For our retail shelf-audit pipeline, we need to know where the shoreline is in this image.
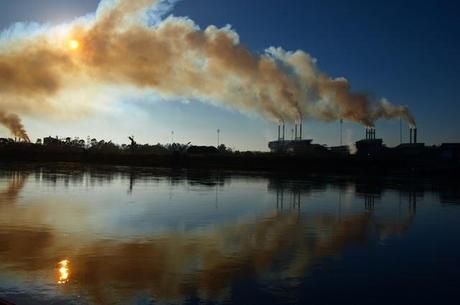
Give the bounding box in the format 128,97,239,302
0,150,459,178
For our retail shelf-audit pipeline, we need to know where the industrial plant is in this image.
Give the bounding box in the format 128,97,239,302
267,122,459,164
0,123,459,175
268,121,349,155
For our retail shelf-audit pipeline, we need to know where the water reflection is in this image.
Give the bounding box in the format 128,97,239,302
1,212,389,303
0,166,459,304
0,172,28,200
57,260,70,285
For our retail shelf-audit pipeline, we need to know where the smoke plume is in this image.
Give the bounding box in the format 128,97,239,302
0,111,29,141
0,0,416,139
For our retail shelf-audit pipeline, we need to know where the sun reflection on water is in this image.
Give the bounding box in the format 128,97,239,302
57,259,70,284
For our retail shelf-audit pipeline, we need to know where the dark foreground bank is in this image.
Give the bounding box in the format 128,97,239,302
0,141,459,176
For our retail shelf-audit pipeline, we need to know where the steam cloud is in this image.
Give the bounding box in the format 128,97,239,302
0,0,416,141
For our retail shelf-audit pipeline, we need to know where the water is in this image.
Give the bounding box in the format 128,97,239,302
0,165,459,305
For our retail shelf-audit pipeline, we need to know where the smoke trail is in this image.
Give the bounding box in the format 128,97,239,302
0,0,416,137
0,111,30,141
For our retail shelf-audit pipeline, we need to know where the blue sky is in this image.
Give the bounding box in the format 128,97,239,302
0,0,458,150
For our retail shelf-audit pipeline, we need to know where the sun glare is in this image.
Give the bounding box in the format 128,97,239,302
57,259,70,284
68,39,80,50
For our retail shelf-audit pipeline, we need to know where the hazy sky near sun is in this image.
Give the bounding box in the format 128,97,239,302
0,0,458,150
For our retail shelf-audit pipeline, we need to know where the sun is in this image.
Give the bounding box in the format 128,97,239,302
68,39,80,50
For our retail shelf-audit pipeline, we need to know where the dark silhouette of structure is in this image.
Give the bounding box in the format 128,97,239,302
0,122,459,175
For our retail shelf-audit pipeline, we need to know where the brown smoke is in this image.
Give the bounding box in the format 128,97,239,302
0,0,416,136
0,110,30,141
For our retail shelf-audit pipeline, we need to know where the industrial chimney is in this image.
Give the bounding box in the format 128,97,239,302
340,119,343,145
294,123,298,140
299,121,303,140
365,127,376,140
409,127,417,144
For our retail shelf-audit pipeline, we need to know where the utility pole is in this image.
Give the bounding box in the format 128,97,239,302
340,119,343,146
399,118,402,144
217,129,220,147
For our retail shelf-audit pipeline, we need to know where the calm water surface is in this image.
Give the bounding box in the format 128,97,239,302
0,166,459,305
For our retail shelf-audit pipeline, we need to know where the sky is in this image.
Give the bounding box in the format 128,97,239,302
0,0,458,150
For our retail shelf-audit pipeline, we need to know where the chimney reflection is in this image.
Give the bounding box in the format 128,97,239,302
0,169,459,304
273,179,308,212
408,191,417,214
276,186,301,211
364,194,377,210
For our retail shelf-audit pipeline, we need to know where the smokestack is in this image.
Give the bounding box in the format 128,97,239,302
340,119,343,145
278,125,280,141
413,128,417,144
399,118,402,144
409,127,413,144
299,122,302,140
365,127,369,140
282,123,285,140
295,123,298,140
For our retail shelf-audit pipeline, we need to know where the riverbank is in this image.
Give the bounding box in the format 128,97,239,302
0,145,459,177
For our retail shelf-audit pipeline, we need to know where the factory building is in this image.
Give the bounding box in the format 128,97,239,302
268,122,330,155
355,127,385,156
267,122,459,165
329,145,351,155
43,136,63,146
354,126,460,165
394,127,426,157
355,127,428,157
